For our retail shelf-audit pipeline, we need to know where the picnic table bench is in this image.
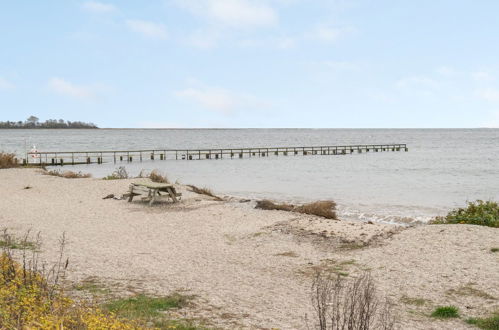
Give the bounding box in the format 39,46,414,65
127,183,182,206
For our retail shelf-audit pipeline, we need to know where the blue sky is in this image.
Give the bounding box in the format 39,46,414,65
1,0,499,128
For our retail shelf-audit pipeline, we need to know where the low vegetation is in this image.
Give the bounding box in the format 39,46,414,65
466,312,499,330
103,166,129,180
149,170,170,184
0,231,204,329
309,271,395,329
0,152,19,169
187,185,223,201
431,200,499,228
491,247,498,253
44,169,92,179
256,200,337,219
0,229,40,251
0,232,139,329
431,306,460,319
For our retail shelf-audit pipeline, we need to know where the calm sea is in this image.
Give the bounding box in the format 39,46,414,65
2,128,498,224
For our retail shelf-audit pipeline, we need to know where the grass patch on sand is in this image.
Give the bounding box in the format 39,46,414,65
44,169,91,179
431,200,499,228
431,306,459,319
74,277,111,295
466,312,499,330
491,248,499,253
103,294,189,318
255,200,337,219
274,251,298,257
187,185,223,201
400,296,430,306
102,294,204,329
0,229,40,251
446,284,496,300
0,152,19,169
149,170,169,184
103,166,129,180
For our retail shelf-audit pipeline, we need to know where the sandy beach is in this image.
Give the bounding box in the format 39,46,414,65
0,168,497,329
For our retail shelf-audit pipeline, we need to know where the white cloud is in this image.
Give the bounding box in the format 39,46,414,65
307,25,352,43
396,76,439,89
0,77,14,90
175,0,277,28
185,29,221,48
237,36,297,49
48,77,96,100
436,66,456,76
475,88,499,102
175,87,237,114
472,71,493,82
126,20,168,40
323,61,360,71
174,84,265,114
82,1,116,13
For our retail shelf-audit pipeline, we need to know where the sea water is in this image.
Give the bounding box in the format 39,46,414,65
1,128,498,224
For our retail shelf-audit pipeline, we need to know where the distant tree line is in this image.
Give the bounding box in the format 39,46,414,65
0,116,98,129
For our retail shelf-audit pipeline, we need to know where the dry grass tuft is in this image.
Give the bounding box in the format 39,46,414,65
187,185,223,201
103,166,129,180
256,200,337,219
295,201,337,219
44,169,91,179
310,271,396,329
0,152,19,169
149,170,169,184
255,200,294,212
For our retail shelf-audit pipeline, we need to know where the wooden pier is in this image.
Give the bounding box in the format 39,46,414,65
25,143,408,166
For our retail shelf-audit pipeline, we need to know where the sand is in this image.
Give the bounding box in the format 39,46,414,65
0,168,497,329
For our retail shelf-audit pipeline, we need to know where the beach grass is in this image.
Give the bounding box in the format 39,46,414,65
255,199,337,219
103,294,189,319
187,185,223,201
431,306,459,318
466,313,499,330
103,166,129,180
149,170,170,184
102,294,205,329
44,169,91,179
0,229,40,251
0,152,19,169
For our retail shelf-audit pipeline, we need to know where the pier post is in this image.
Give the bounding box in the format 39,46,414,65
60,159,64,166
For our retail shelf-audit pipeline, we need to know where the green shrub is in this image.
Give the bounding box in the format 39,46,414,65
432,200,499,228
466,313,499,330
431,306,459,318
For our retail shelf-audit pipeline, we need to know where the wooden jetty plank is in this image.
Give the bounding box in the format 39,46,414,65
25,143,408,166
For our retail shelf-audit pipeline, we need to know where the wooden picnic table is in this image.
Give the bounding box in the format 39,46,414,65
127,183,182,206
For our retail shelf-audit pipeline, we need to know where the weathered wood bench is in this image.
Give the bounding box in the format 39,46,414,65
127,183,182,206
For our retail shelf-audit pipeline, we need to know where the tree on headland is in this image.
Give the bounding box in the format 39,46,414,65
0,116,98,129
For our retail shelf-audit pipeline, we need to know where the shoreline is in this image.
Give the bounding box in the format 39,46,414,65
0,168,497,329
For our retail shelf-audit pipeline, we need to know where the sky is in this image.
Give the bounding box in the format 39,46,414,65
1,0,499,128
